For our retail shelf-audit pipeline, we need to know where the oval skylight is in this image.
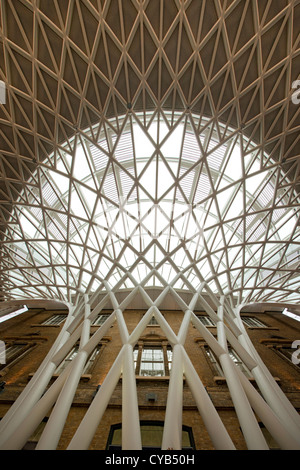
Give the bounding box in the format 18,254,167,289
3,112,300,306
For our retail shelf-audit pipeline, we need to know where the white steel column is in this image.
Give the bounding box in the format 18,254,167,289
217,304,269,450
0,305,79,447
36,299,92,449
233,309,300,436
122,344,142,450
0,363,72,450
162,344,183,450
235,366,300,450
182,348,236,450
1,277,300,451
67,346,124,450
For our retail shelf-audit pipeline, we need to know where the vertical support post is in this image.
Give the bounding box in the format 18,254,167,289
67,346,124,450
177,310,192,345
36,300,92,450
234,313,300,435
0,361,58,447
0,306,77,446
217,305,268,450
162,344,183,450
122,344,142,450
235,366,300,449
0,364,72,449
182,348,235,450
218,352,268,449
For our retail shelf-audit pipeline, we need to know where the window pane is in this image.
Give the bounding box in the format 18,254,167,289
83,346,101,373
242,316,266,327
5,344,27,361
141,425,163,447
278,347,300,368
140,347,164,376
108,422,195,450
167,349,172,371
133,349,139,361
92,314,109,326
42,315,66,326
140,362,164,376
136,346,173,377
228,348,252,378
55,345,101,374
55,346,79,373
197,315,215,326
142,348,164,362
205,348,223,376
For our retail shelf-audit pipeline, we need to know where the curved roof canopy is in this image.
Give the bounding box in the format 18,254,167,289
0,0,299,310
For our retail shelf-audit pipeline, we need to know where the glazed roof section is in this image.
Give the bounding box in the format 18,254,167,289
0,0,299,308
2,111,299,307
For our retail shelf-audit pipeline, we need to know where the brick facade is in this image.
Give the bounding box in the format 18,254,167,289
0,307,299,450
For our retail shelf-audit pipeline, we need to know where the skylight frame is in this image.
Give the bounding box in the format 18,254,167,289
1,111,299,306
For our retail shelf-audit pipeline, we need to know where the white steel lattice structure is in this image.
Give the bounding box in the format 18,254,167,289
0,0,300,450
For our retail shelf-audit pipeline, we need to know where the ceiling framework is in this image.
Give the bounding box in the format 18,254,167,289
0,0,299,310
0,1,300,451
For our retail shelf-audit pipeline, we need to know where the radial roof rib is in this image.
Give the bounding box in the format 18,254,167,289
0,0,299,312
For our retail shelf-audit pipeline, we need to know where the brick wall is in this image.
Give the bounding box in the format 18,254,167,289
0,307,299,449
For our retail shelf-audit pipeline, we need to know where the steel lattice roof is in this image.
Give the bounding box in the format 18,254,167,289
0,0,299,310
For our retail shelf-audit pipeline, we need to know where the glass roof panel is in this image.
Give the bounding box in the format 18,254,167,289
1,112,299,307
